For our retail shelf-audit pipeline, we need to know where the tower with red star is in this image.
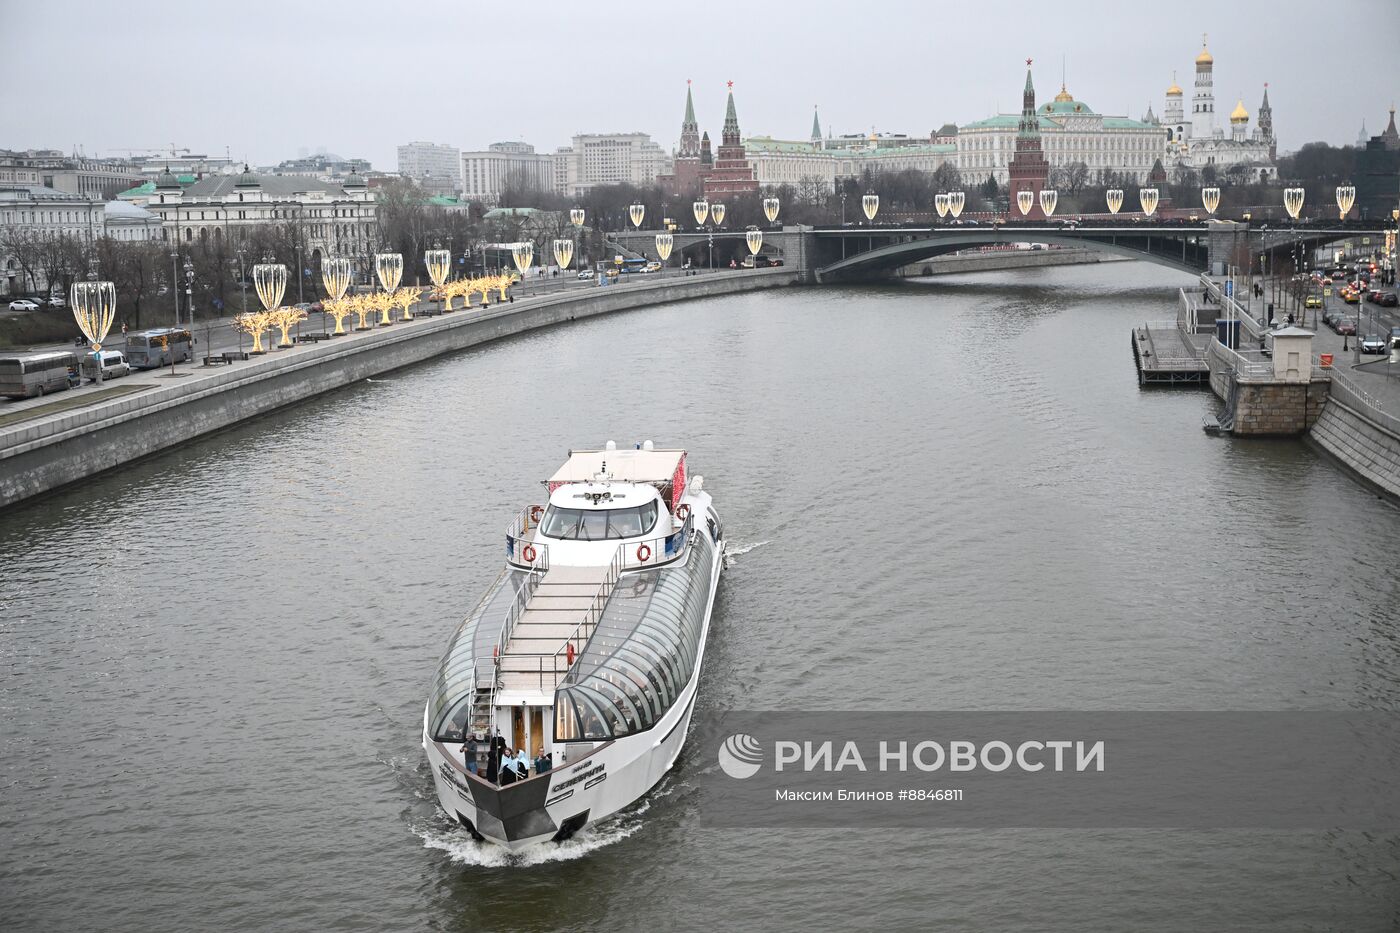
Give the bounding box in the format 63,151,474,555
1006,59,1050,220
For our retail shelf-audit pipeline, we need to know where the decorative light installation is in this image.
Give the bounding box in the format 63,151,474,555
321,256,352,303
1016,190,1034,216
948,191,965,218
629,203,645,229
762,197,780,223
861,193,879,222
935,193,950,219
323,298,354,336
349,294,374,331
232,311,275,353
1039,189,1058,217
1106,189,1124,214
1335,185,1355,220
425,248,452,289
655,233,674,262
375,252,402,325
1283,187,1305,221
693,200,710,225
511,242,534,275
1139,188,1160,216
253,257,287,312
570,207,585,227
270,306,307,348
553,239,574,270
71,268,116,354
393,286,423,322
745,229,763,267
711,203,726,226
1201,187,1221,215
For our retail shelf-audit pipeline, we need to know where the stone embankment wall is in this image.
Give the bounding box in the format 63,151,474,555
1307,380,1400,501
0,269,797,509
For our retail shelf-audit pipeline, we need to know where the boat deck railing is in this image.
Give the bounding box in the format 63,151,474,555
505,505,549,570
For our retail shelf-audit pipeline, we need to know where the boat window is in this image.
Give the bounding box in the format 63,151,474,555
539,502,659,541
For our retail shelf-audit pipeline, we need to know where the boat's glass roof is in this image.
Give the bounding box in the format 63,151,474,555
555,530,715,742
427,568,526,740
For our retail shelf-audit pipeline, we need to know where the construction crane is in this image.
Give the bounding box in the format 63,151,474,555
107,145,192,158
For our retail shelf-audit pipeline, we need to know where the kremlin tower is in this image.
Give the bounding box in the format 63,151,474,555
1006,60,1050,220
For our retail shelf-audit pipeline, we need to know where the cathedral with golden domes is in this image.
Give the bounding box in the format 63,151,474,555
1158,35,1276,181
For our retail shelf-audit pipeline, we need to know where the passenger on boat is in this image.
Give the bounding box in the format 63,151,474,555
486,736,501,783
500,748,517,785
534,751,552,775
462,734,478,774
515,749,530,779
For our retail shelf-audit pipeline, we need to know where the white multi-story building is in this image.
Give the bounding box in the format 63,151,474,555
0,149,144,199
957,83,1166,185
397,141,461,192
142,167,377,259
742,113,954,192
0,184,107,295
551,133,672,196
461,141,552,203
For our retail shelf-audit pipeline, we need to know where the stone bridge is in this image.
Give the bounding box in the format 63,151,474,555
613,220,1390,283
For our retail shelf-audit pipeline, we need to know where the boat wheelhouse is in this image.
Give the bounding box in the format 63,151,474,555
423,443,723,851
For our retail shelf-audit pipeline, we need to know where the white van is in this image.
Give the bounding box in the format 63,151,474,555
82,350,132,383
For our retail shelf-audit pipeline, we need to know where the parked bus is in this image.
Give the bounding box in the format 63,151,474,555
0,350,80,399
126,328,193,369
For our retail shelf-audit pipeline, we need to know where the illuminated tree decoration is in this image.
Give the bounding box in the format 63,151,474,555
321,256,352,302
1039,189,1058,217
745,228,763,257
710,203,726,226
1283,187,1305,220
1335,185,1355,220
393,286,422,322
762,197,780,223
1139,188,1159,216
472,276,494,308
861,193,878,222
269,306,308,348
935,193,950,219
948,191,965,218
323,298,353,336
692,200,709,225
350,294,374,331
1106,188,1124,214
253,260,287,312
495,273,513,301
1016,190,1034,216
629,203,645,229
1201,187,1221,215
233,310,276,353
570,208,586,227
71,276,117,353
373,291,394,327
655,233,674,262
511,242,534,275
553,239,574,270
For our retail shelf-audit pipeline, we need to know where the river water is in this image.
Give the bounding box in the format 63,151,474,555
3,263,1398,932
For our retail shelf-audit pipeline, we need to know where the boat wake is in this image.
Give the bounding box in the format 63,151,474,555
723,539,769,562
415,816,642,867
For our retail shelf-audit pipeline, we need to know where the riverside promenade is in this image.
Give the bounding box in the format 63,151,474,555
0,267,796,509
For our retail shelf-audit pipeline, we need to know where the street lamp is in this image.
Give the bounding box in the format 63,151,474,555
169,250,180,324
571,207,585,275
235,248,247,312
183,256,195,364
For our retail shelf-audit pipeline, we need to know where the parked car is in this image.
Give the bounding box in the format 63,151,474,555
309,301,324,313
44,295,66,309
1365,290,1384,303
577,269,596,280
1360,335,1388,355
1323,309,1344,327
1335,319,1357,336
1374,292,1398,307
294,302,314,312
8,299,40,312
81,349,131,382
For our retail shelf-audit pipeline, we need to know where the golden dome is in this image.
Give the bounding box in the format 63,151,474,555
1167,81,1183,96
1054,83,1074,103
1195,41,1213,65
1230,99,1249,123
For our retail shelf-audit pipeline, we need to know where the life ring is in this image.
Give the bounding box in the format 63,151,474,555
530,505,544,523
675,504,691,521
522,544,537,563
636,543,651,563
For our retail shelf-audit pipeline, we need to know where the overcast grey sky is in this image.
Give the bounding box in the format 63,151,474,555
3,0,1397,170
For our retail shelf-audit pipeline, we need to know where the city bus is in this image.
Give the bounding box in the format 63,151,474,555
126,328,193,369
0,350,79,399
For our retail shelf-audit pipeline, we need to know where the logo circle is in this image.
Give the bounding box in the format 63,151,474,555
717,733,763,779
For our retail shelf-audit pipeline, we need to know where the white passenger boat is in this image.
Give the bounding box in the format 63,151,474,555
423,443,724,851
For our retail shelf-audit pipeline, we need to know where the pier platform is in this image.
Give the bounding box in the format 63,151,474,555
1132,323,1209,386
